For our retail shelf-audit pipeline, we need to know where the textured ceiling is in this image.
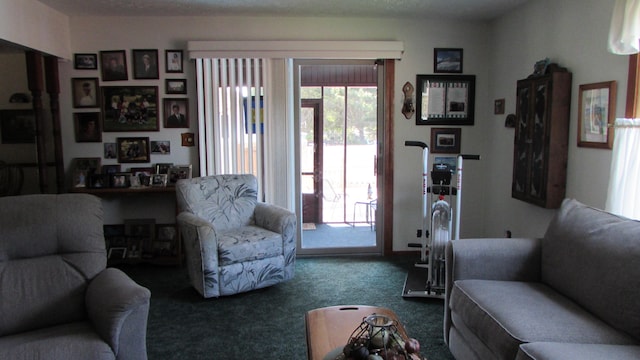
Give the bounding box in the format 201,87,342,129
37,0,529,21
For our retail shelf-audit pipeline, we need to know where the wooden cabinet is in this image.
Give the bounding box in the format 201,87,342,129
512,67,571,208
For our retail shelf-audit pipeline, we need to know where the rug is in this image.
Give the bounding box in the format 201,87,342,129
302,222,316,230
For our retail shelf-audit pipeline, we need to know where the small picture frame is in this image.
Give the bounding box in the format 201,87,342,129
72,78,99,108
102,164,121,175
165,50,184,73
155,224,178,257
578,81,617,149
155,163,173,174
167,164,192,186
151,173,168,187
131,167,154,186
431,128,462,154
415,74,475,126
108,247,127,259
163,98,189,128
117,137,150,163
71,157,101,188
104,142,117,159
110,172,131,188
151,140,171,154
74,53,97,70
88,173,108,189
74,112,102,142
100,50,128,81
434,48,463,73
494,99,505,115
133,49,159,80
181,132,195,146
165,79,187,94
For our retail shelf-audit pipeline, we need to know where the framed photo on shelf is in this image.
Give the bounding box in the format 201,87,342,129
415,74,475,126
74,112,102,142
100,50,128,81
163,98,189,128
88,173,108,189
132,49,159,80
578,80,616,149
167,164,192,186
71,157,101,188
101,86,159,131
117,137,150,163
151,173,168,187
165,79,187,94
74,53,97,70
430,128,462,154
434,48,463,73
154,163,173,174
110,172,131,188
102,164,121,175
165,50,183,73
72,78,99,108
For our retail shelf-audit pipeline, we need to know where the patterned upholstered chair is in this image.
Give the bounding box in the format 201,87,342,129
176,174,296,298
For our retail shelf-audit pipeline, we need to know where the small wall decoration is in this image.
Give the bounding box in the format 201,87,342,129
104,142,117,159
578,81,617,149
74,53,97,70
165,79,187,94
494,99,505,115
74,112,102,142
133,49,159,80
100,50,128,81
434,48,463,73
401,81,415,119
415,74,476,126
181,132,195,146
505,114,516,128
72,78,100,108
163,98,189,128
166,50,184,73
430,128,461,154
117,137,150,163
101,86,159,131
0,110,35,144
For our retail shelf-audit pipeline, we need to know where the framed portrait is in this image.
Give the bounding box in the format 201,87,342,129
415,74,475,126
101,86,159,131
163,98,189,128
104,142,117,159
494,99,505,115
151,173,168,187
133,49,159,80
165,79,187,94
74,112,102,142
72,78,99,108
100,50,128,81
151,140,171,154
578,81,617,149
430,128,461,154
154,163,173,174
167,164,192,186
74,53,97,70
0,109,35,144
117,137,150,163
434,48,463,73
165,50,184,73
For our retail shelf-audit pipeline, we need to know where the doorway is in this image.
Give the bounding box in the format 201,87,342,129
297,61,380,254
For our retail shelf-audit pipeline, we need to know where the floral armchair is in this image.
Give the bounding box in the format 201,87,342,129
175,174,297,298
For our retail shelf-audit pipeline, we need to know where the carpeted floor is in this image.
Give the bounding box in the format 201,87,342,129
121,256,455,360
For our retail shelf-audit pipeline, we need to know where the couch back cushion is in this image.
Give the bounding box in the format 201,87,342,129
542,198,640,340
0,194,106,336
176,174,258,231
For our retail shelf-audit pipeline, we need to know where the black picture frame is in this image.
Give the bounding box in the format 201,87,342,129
72,77,100,108
431,128,462,154
0,109,35,144
101,86,159,132
165,50,184,73
74,53,97,70
163,98,189,128
117,137,150,163
434,48,463,73
74,112,102,142
100,50,128,81
165,79,187,94
133,49,159,80
415,74,475,126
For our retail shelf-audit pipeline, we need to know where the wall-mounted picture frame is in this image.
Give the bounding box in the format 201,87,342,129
151,140,170,154
101,86,159,131
434,48,463,73
167,164,192,186
416,74,475,126
0,109,35,144
133,49,159,80
163,98,189,128
165,50,183,73
74,53,97,70
74,112,102,142
102,164,121,175
578,80,617,149
100,50,128,81
165,79,187,94
430,127,461,154
72,77,100,108
494,98,505,115
117,137,150,163
104,142,117,159
181,132,195,146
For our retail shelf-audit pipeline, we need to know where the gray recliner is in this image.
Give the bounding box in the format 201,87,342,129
0,194,151,360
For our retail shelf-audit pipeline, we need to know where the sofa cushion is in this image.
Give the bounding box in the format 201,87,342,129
218,225,282,266
450,279,637,359
516,342,640,360
542,198,640,340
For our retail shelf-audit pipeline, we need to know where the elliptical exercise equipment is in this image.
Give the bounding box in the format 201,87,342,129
402,140,479,299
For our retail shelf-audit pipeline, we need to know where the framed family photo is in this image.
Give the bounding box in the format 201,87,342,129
117,137,150,163
101,86,159,131
133,49,159,79
165,50,183,73
578,81,616,149
415,74,475,126
431,128,461,154
74,53,97,70
100,50,128,81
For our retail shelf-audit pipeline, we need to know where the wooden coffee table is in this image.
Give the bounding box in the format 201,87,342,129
305,305,409,360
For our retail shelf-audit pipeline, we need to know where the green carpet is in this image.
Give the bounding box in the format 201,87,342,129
121,256,455,360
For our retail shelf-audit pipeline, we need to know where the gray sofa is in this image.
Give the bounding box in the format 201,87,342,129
445,198,640,360
0,194,151,360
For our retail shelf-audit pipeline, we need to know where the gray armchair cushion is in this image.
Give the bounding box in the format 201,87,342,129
542,198,640,340
517,343,640,360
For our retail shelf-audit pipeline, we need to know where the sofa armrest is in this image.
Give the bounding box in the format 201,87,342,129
86,267,151,360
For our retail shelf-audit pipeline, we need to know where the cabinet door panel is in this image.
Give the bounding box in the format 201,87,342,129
512,85,530,198
529,81,550,200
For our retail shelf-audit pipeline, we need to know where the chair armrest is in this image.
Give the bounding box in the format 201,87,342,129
86,267,151,360
254,202,296,237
